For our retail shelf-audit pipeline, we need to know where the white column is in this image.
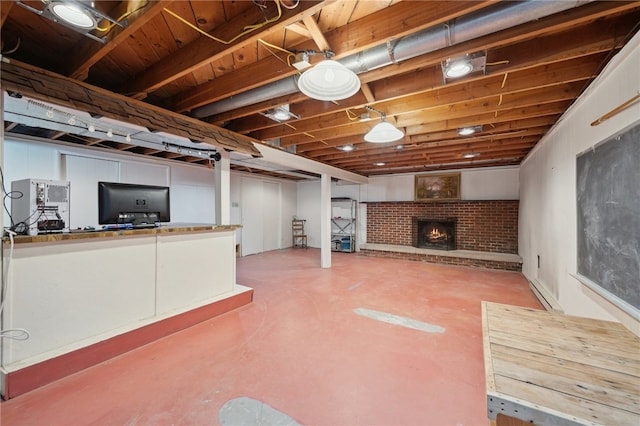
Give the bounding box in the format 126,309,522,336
214,150,231,225
320,173,332,268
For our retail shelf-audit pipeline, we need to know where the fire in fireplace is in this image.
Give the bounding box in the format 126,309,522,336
413,218,456,250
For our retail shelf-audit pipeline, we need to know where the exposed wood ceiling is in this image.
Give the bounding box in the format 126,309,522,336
2,0,639,180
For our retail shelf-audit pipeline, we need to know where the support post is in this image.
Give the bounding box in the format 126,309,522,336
321,173,331,268
214,150,231,225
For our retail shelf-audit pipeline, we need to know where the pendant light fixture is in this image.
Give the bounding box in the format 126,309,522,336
297,52,361,101
363,106,404,143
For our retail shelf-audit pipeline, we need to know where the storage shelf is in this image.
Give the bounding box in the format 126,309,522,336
331,198,356,252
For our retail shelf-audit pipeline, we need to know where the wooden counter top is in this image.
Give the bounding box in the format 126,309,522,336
482,301,640,425
8,223,241,244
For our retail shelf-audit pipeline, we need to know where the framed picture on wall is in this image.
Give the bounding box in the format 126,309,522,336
415,173,461,201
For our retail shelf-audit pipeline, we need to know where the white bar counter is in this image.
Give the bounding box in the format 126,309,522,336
1,224,253,399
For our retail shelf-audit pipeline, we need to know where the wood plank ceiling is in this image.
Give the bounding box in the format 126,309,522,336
2,0,639,180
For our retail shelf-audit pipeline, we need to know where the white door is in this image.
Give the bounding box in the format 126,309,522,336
240,178,281,255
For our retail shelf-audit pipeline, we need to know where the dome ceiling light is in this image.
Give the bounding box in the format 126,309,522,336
458,125,483,136
297,51,361,101
462,152,481,159
363,106,404,143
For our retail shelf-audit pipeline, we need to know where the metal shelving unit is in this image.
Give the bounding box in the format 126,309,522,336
331,197,356,252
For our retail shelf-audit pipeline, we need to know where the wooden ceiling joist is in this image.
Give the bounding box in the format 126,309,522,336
0,59,261,157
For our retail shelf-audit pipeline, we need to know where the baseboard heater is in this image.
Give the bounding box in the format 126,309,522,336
529,279,564,313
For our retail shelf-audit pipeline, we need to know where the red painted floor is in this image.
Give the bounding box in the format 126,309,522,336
1,249,542,425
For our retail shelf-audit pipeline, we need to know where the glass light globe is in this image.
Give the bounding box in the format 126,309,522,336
298,60,361,101
364,121,404,143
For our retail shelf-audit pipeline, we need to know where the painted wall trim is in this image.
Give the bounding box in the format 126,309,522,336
570,273,640,322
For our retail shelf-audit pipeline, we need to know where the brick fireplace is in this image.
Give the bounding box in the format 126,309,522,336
413,218,456,250
362,200,520,270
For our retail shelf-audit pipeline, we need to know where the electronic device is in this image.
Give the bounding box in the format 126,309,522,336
11,179,71,236
98,182,170,228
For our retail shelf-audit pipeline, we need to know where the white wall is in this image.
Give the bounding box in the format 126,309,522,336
3,137,217,228
297,180,322,247
231,173,297,255
363,167,519,202
519,32,640,332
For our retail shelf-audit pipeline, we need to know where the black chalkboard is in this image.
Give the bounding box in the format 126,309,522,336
577,123,640,310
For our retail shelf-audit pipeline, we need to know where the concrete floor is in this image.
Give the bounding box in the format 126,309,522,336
1,249,542,425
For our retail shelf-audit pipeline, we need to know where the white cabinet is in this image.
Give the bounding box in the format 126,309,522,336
331,197,356,252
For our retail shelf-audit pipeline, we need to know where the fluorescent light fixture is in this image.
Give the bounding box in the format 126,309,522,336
365,120,404,143
50,2,97,29
458,125,483,136
337,144,355,152
298,60,361,101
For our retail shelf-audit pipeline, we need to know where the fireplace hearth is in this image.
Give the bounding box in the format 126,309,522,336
413,218,456,250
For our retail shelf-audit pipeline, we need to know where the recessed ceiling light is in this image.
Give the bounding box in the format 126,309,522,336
462,152,480,159
262,104,299,122
395,144,404,150
458,125,483,136
374,162,386,166
272,109,291,121
442,52,486,81
337,144,355,151
16,0,124,43
50,2,97,29
444,60,472,78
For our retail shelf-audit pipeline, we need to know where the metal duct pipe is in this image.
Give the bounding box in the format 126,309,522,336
192,0,588,118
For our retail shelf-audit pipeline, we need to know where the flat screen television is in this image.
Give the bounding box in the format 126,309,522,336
98,181,170,228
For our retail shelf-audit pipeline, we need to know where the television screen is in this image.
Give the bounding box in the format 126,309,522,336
98,182,170,228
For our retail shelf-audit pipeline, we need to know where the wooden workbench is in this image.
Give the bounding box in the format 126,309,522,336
482,301,639,425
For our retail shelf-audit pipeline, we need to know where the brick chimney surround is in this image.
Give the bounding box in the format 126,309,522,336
360,200,522,271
